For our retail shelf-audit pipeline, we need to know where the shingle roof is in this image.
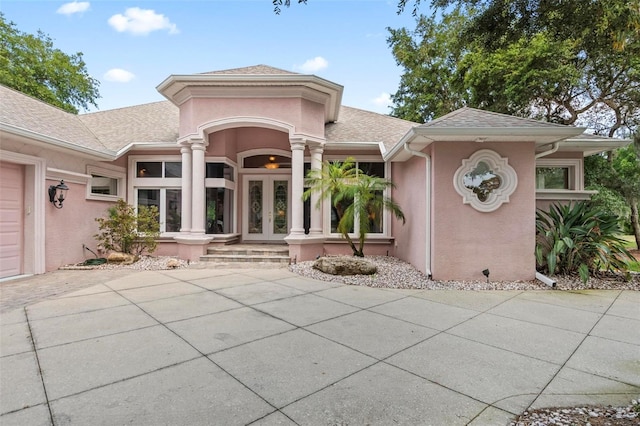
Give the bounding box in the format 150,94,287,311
78,101,179,150
0,84,109,154
201,65,298,75
420,107,570,129
326,106,417,152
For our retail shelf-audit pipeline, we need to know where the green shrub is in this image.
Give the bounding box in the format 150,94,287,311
535,201,634,284
94,199,160,256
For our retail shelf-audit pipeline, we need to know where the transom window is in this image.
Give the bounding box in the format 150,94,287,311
136,161,181,178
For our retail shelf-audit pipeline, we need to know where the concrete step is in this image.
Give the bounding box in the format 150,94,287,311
199,244,290,267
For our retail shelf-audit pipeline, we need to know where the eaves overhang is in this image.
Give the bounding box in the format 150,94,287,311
156,74,344,123
559,136,632,156
0,123,116,161
385,125,585,162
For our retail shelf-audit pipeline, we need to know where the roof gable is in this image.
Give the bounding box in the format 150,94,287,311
201,64,299,75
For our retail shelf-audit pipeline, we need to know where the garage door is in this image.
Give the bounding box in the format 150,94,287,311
0,162,24,278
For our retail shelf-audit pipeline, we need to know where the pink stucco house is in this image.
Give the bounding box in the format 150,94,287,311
0,65,628,281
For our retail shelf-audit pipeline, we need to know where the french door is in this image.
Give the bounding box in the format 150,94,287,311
242,176,290,241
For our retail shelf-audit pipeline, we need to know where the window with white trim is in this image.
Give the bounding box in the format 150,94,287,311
87,165,125,200
313,159,388,236
130,157,182,234
453,149,518,212
205,161,236,234
535,158,581,190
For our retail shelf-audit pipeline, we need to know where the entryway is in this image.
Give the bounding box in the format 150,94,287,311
242,176,291,242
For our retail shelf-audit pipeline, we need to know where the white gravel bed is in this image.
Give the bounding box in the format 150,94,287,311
289,255,640,291
511,400,639,425
60,255,190,270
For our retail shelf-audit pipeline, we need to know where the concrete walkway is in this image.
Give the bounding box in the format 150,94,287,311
1,268,638,425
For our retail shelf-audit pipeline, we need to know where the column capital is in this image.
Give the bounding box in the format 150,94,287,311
307,140,325,153
289,139,306,151
177,134,207,147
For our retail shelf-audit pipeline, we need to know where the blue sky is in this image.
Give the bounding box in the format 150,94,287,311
2,1,426,114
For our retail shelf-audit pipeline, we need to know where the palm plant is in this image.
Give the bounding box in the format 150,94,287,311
303,158,405,257
535,201,633,283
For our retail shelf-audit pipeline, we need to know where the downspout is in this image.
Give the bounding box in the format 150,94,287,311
404,141,432,279
535,142,560,288
535,142,559,159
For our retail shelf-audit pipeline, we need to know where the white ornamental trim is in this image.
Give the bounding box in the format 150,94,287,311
453,149,518,212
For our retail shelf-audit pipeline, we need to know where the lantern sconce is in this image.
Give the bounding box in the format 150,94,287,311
48,180,69,209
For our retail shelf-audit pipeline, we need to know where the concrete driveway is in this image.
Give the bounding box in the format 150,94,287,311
1,268,638,425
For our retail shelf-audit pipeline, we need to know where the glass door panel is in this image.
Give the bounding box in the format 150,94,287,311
243,176,289,241
248,180,263,234
272,180,288,235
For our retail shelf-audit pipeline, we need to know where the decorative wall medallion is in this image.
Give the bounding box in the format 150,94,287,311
453,149,517,212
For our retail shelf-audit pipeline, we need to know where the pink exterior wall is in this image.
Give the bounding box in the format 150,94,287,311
391,154,429,274
431,142,536,281
179,98,326,139
45,180,116,271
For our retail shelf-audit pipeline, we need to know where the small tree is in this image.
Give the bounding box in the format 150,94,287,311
94,199,159,256
303,158,405,257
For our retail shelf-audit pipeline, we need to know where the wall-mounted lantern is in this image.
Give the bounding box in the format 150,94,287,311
48,180,69,209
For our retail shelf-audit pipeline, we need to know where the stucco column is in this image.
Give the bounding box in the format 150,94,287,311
179,144,192,233
289,138,306,236
308,142,324,236
190,139,207,234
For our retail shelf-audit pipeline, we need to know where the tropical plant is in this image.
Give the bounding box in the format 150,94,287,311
535,201,634,283
94,199,159,256
303,158,405,257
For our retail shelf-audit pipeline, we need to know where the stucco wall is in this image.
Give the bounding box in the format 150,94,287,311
431,142,536,281
179,98,326,139
391,154,429,274
45,180,115,271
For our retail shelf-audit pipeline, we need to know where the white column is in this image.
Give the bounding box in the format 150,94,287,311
308,142,324,236
179,144,192,233
289,139,306,236
190,139,207,234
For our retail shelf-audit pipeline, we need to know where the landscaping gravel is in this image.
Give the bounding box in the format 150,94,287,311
289,255,640,291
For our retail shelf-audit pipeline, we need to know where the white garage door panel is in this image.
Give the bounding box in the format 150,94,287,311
0,162,24,278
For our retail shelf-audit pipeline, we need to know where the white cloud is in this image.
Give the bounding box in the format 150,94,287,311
372,92,393,108
295,57,329,73
108,8,179,36
56,1,90,16
104,68,136,83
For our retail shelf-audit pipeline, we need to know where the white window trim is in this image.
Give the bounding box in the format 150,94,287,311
535,158,583,191
453,149,518,213
320,157,391,238
86,165,125,201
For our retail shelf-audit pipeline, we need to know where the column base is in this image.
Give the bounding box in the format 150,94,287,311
174,234,214,262
285,235,326,263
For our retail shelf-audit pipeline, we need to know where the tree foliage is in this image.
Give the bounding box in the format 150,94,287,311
94,199,160,256
303,158,405,257
0,13,100,113
388,2,640,133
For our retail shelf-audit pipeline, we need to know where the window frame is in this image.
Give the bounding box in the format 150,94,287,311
86,165,126,201
535,158,595,201
320,156,391,238
129,156,182,235
453,149,518,213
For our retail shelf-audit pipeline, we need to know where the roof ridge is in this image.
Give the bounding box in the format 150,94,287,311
80,100,172,116
200,64,299,75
